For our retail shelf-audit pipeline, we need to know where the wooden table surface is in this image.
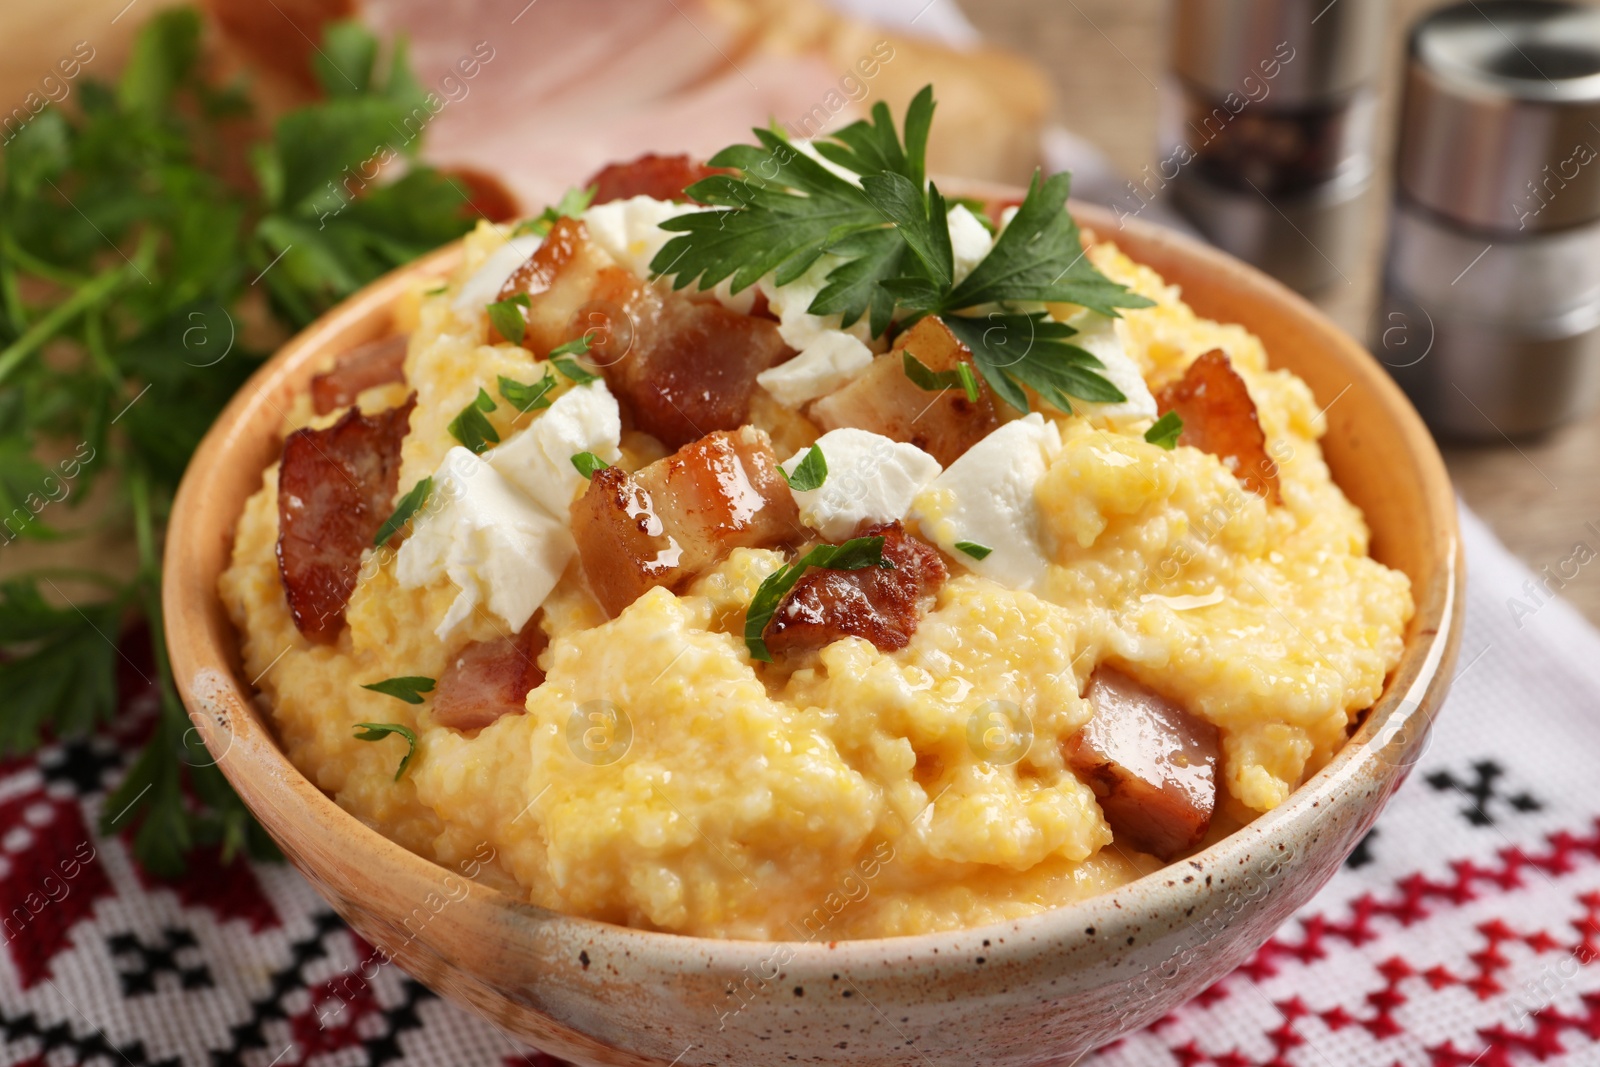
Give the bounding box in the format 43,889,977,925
970,0,1600,625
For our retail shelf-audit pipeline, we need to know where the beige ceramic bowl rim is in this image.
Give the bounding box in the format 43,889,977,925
165,198,1463,976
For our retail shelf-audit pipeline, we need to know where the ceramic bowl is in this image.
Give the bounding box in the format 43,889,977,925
163,200,1463,1066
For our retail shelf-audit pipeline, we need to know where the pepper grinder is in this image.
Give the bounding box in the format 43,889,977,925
1160,0,1384,294
1377,0,1600,439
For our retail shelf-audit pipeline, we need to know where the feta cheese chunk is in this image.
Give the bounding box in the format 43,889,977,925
947,203,993,285
584,195,755,313
396,446,573,638
761,254,873,351
910,414,1062,590
453,233,542,317
782,429,942,541
757,331,874,408
487,381,622,516
1060,309,1157,426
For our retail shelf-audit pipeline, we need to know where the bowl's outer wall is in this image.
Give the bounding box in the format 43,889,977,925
164,203,1463,1067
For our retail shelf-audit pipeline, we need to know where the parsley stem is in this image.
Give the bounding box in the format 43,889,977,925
0,265,126,389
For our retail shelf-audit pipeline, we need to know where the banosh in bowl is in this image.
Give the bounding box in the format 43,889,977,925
164,198,1463,1067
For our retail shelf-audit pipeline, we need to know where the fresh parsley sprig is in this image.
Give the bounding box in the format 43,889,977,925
0,8,473,875
744,536,893,662
649,86,1153,414
779,445,828,492
352,722,420,780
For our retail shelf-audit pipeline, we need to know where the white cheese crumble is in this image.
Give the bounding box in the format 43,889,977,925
757,331,874,408
910,414,1062,590
782,429,942,541
453,233,542,317
395,446,573,639
1058,309,1157,426
488,381,622,516
947,203,993,285
584,195,755,314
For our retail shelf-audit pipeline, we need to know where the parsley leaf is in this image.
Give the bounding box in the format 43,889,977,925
360,677,435,705
571,452,609,479
902,351,980,403
352,721,420,780
498,371,557,413
513,185,596,238
0,578,123,753
448,388,499,454
646,84,1151,415
780,445,828,492
487,293,531,345
549,336,600,383
1145,411,1184,450
954,541,993,560
374,477,431,547
744,536,894,662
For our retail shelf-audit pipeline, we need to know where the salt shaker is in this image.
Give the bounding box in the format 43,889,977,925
1157,0,1384,294
1377,0,1600,439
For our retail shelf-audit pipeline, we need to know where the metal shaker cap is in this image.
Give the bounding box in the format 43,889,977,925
1399,0,1600,234
1172,0,1385,108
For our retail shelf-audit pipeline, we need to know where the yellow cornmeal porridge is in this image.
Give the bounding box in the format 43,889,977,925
221,220,1412,940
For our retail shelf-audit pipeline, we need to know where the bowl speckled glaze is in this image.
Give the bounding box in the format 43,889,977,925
164,199,1463,1066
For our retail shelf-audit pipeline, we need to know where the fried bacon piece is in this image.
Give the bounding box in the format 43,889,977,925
585,153,725,205
276,398,414,643
310,334,409,416
809,316,1000,467
1065,667,1219,861
497,217,792,449
763,521,948,659
1156,349,1280,502
572,426,799,616
432,623,549,731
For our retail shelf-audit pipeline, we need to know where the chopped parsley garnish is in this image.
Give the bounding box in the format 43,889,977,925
513,185,596,238
902,351,979,403
649,85,1151,414
744,536,894,662
571,452,610,479
549,336,601,383
360,677,435,705
1145,410,1184,450
954,541,993,560
780,445,828,491
448,388,500,454
486,293,531,345
374,477,432,547
498,371,557,414
352,721,421,780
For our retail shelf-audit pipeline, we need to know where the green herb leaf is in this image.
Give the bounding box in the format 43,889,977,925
513,185,597,237
901,350,980,403
0,579,123,754
1145,410,1184,450
941,312,1125,413
448,388,500,454
487,293,531,345
374,477,432,547
646,84,1148,414
498,372,557,414
352,721,421,780
744,536,894,661
549,337,601,383
954,541,993,560
781,445,828,492
360,677,436,705
571,452,609,479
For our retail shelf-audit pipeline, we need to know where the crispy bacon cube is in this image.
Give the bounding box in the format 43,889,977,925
571,426,799,615
584,153,727,205
310,334,408,416
1065,667,1220,860
1156,349,1281,502
763,521,948,659
432,623,549,731
276,398,414,642
809,316,1000,467
497,218,792,449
